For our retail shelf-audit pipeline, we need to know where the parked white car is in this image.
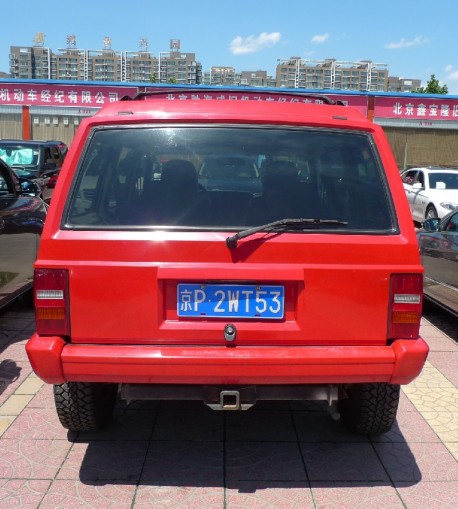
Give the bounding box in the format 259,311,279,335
400,167,458,222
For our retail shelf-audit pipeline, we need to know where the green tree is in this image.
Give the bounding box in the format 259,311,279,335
149,73,157,83
416,74,448,94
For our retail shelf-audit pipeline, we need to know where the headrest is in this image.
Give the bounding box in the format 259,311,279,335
161,160,197,189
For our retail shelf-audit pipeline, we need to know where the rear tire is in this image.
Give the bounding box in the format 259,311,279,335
338,382,400,434
54,382,118,431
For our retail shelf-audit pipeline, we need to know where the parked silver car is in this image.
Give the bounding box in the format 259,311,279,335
417,210,458,316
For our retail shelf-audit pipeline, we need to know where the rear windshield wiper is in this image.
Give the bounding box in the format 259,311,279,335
226,218,348,249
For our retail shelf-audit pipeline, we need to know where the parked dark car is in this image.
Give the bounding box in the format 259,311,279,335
0,139,67,202
0,159,48,310
417,210,458,316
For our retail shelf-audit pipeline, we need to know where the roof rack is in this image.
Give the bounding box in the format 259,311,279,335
120,87,345,106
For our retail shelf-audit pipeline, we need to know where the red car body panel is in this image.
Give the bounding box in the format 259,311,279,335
27,333,428,386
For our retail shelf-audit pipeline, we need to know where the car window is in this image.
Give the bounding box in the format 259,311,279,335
0,146,39,166
414,171,424,187
428,172,458,190
0,164,14,196
65,126,396,232
44,148,55,165
50,146,62,164
0,170,9,195
200,156,259,179
444,212,458,232
402,170,418,185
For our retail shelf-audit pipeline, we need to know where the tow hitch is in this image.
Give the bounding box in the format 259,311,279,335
205,390,255,411
121,384,340,416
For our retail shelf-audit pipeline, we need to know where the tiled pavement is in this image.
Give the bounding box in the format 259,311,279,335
0,302,457,508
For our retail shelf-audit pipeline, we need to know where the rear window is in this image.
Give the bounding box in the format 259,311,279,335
64,126,396,232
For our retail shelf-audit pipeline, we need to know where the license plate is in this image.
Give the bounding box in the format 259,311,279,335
177,284,284,319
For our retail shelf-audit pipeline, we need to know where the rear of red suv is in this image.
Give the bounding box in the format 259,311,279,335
26,89,428,434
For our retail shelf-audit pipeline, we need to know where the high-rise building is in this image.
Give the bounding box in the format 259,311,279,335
54,48,85,80
201,68,276,87
276,58,388,91
240,70,276,87
9,42,422,93
9,46,54,79
387,77,422,93
203,66,237,86
9,41,203,85
155,50,201,84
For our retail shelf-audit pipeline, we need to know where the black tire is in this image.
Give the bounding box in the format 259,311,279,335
54,382,118,431
18,287,35,309
425,205,438,220
338,382,400,435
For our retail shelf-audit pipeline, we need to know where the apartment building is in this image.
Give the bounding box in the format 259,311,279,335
201,68,276,87
9,45,202,85
276,58,388,91
10,44,423,93
240,70,276,87
387,76,422,93
9,46,55,80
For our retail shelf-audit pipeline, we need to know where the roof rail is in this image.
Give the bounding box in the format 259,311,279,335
120,87,345,106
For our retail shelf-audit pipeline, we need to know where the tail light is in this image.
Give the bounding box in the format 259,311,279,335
388,273,422,340
34,269,69,336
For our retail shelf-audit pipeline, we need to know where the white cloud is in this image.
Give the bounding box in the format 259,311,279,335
385,36,429,49
445,65,458,82
311,33,329,44
229,32,281,55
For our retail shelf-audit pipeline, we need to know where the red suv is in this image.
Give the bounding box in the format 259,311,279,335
26,89,428,434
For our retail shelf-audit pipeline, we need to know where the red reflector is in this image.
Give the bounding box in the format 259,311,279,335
34,269,69,336
388,274,422,339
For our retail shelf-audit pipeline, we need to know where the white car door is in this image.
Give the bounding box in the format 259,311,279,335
402,170,421,221
406,170,431,222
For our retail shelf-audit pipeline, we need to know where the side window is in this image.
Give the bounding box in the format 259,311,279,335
444,212,458,232
415,171,424,187
51,147,60,164
0,170,8,195
44,148,54,165
402,170,418,185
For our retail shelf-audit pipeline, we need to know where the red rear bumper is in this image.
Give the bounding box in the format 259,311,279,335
26,334,429,386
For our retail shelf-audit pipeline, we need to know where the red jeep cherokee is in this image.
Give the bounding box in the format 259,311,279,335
26,89,428,434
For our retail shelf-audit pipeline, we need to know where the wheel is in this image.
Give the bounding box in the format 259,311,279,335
54,382,118,431
425,205,438,220
18,287,35,309
338,382,400,434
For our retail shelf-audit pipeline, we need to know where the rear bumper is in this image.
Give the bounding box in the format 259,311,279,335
26,334,429,386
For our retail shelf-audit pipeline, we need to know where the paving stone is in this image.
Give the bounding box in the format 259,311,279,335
0,298,456,508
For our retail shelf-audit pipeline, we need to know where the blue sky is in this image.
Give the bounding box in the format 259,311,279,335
2,0,458,93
